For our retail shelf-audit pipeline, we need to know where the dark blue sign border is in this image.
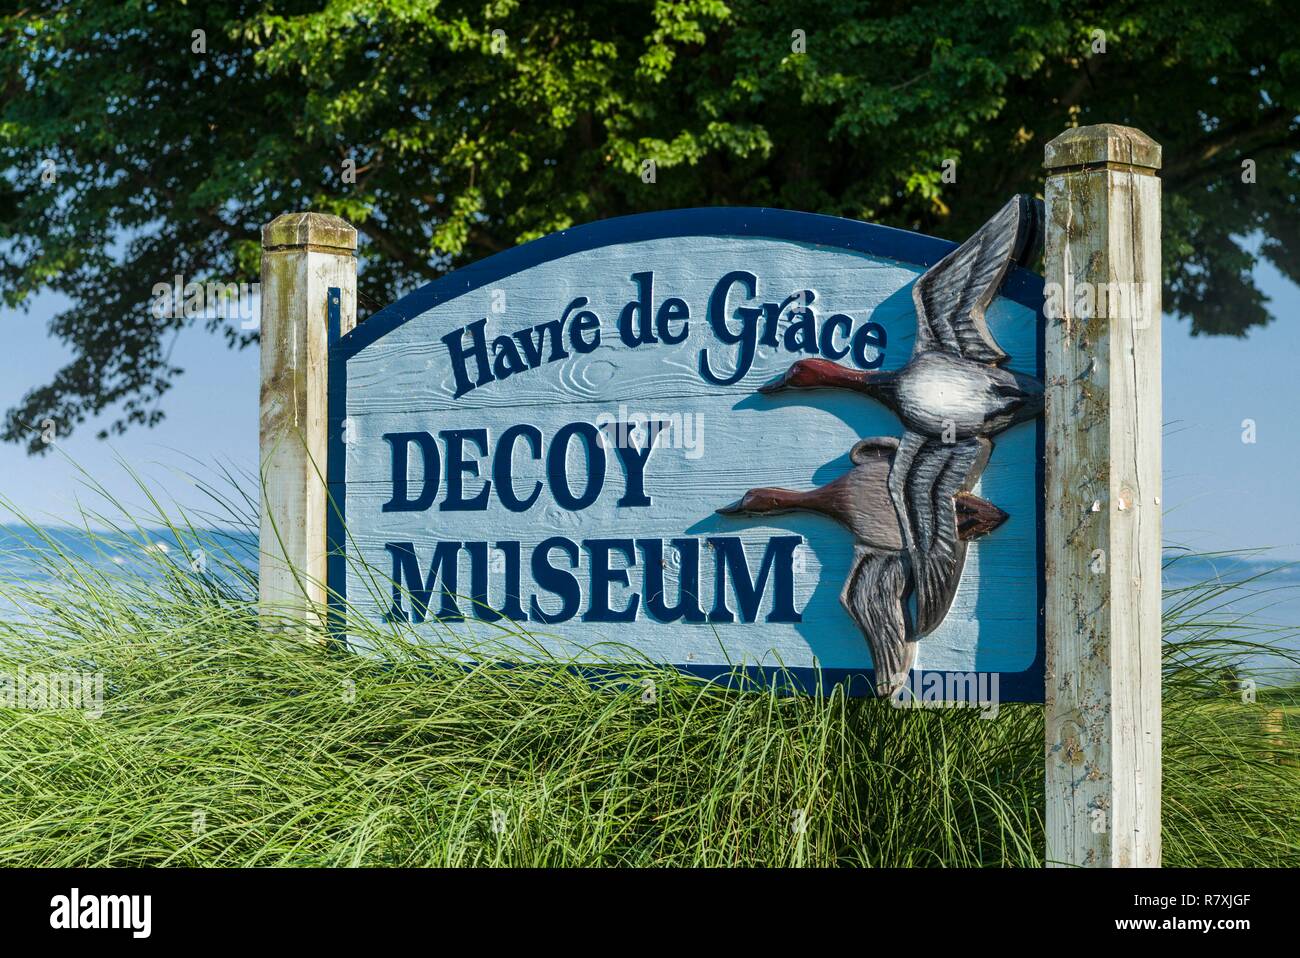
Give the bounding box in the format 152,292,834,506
326,206,1046,702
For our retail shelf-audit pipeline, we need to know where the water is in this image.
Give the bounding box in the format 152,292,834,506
1162,552,1300,683
2,524,1297,683
0,524,255,621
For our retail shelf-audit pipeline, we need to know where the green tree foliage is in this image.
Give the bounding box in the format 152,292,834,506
2,0,1297,451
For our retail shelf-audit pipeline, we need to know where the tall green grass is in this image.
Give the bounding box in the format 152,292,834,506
0,470,1297,866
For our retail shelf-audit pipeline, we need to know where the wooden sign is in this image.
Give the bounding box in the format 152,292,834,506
323,205,1047,700
260,123,1163,865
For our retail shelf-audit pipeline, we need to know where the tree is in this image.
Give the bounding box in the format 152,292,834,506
2,0,1297,453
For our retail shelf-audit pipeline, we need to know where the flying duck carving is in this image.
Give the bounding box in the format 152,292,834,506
758,194,1046,636
717,436,1007,696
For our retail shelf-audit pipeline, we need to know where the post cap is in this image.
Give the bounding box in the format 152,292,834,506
1044,124,1161,172
262,212,358,252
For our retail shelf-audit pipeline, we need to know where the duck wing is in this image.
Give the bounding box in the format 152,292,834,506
894,435,993,635
911,194,1042,366
840,545,916,697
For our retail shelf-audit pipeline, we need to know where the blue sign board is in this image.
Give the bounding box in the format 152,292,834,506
328,206,1045,700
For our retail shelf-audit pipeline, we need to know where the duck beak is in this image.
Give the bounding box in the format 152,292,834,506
716,498,746,515
756,369,790,394
955,492,1009,540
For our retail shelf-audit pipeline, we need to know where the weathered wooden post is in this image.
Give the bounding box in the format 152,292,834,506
1043,125,1163,866
259,213,357,628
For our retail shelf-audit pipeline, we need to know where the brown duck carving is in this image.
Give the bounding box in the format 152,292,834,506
758,195,1044,637
717,436,1007,696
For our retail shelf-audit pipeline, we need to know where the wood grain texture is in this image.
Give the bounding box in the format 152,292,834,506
1043,125,1162,866
334,226,1044,688
259,213,357,630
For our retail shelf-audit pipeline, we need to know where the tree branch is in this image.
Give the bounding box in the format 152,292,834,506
1164,110,1298,187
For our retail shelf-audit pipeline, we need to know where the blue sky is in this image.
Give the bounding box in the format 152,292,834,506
1,251,1297,560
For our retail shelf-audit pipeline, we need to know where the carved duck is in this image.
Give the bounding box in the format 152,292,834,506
758,194,1044,635
717,436,1006,696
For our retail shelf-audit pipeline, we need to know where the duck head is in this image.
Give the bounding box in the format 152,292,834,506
716,487,800,517
758,357,887,396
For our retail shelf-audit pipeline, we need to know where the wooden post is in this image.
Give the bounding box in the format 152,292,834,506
1043,125,1162,866
259,212,357,629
